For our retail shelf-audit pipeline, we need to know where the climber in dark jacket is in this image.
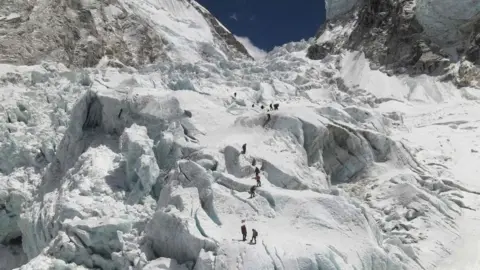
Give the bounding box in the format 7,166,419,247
241,143,247,154
251,229,258,244
254,167,260,176
249,185,257,198
241,222,247,241
254,174,261,187
273,103,279,110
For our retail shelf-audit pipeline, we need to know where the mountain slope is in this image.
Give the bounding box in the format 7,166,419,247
309,0,480,88
0,0,479,270
0,0,252,68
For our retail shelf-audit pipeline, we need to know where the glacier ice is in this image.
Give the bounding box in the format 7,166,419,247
0,0,478,269
5,61,463,269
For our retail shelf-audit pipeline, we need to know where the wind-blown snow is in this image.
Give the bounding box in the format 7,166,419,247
1,0,480,270
234,36,268,60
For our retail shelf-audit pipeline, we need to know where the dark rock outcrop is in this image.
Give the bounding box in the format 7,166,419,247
306,41,334,60
309,0,480,87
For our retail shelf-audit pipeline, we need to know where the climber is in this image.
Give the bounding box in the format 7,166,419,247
184,110,193,118
273,103,279,110
234,92,237,98
241,221,247,241
241,143,247,154
261,105,264,110
250,229,258,244
252,158,257,167
254,167,260,176
269,103,273,110
254,174,261,187
267,113,271,122
249,185,257,198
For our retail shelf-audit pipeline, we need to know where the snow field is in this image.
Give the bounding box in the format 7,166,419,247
0,34,477,270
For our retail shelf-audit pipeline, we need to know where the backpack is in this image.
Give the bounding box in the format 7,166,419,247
253,229,258,237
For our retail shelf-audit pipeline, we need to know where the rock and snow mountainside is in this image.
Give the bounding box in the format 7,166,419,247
1,0,480,270
310,0,480,88
0,0,252,67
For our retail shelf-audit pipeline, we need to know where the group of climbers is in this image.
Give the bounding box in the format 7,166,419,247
234,91,282,245
240,143,262,198
232,91,279,128
249,171,260,198
252,102,279,112
241,220,258,244
233,91,279,112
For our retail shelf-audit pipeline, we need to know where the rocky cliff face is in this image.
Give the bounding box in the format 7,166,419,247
0,0,252,68
309,0,480,88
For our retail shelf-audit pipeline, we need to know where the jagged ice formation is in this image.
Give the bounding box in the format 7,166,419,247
0,0,480,270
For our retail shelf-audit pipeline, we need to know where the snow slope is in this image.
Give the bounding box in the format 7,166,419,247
1,0,480,270
397,101,480,270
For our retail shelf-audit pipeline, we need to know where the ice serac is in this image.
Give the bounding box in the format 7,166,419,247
146,186,217,264
311,0,480,87
0,0,251,67
120,124,160,204
16,86,203,269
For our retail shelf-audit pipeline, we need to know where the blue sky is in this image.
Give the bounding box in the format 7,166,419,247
196,0,325,56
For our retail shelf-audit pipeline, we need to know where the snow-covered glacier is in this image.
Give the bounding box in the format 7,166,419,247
1,0,480,270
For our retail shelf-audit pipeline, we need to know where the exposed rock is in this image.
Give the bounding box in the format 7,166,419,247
306,41,334,60
0,0,250,68
191,3,253,60
466,46,480,65
309,0,480,87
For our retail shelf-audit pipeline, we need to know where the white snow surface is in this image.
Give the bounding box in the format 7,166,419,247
1,1,480,270
118,0,214,63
